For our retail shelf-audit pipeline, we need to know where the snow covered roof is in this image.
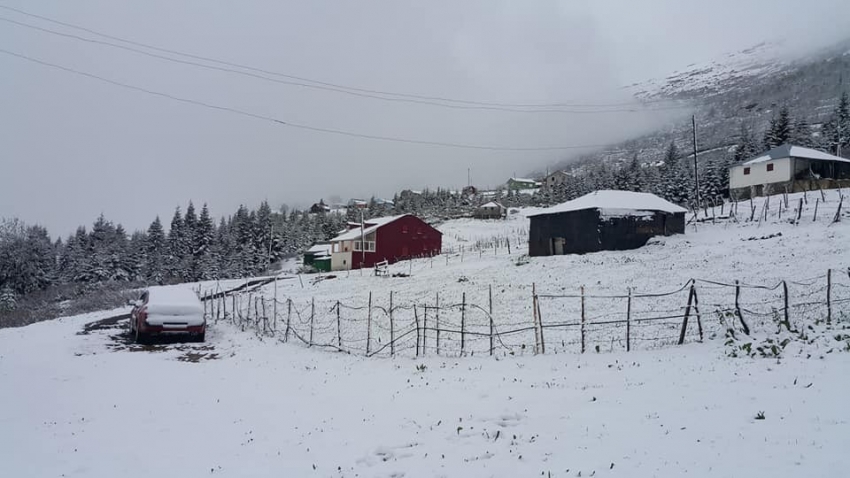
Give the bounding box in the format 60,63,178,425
741,144,850,165
329,215,408,242
529,190,687,217
306,243,332,256
509,177,538,183
478,201,504,209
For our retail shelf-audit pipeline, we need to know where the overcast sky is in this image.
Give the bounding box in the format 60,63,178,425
2,0,850,236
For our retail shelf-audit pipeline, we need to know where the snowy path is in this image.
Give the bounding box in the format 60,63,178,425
2,308,850,477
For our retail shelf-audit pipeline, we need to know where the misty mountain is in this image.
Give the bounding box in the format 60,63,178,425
547,38,850,175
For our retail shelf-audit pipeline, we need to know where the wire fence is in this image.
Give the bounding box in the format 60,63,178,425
199,268,850,358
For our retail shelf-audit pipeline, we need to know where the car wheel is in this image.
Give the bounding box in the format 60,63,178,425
135,323,148,345
195,332,206,343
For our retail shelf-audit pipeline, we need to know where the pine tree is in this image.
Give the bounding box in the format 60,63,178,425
792,117,814,147
0,286,16,312
822,91,849,156
763,106,793,149
145,216,167,283
167,207,186,280
734,123,760,162
194,204,217,280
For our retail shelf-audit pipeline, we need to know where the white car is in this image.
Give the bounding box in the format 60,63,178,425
128,287,208,343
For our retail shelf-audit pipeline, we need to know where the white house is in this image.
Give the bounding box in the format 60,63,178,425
472,201,507,219
729,144,850,198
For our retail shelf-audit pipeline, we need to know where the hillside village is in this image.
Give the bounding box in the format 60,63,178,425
2,5,850,477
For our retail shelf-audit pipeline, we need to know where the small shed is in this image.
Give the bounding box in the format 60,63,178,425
303,243,332,271
528,190,686,256
473,201,507,219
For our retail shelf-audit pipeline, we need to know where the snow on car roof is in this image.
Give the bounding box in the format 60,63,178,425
529,190,687,216
145,286,204,316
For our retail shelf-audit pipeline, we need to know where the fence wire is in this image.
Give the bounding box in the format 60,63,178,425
201,268,850,358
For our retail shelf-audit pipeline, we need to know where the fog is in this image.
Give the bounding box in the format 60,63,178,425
2,0,849,235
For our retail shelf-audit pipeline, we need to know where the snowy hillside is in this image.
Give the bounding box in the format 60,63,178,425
627,42,785,100
2,190,849,477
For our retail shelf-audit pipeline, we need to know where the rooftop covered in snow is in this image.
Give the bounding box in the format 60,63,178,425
740,144,850,166
529,190,687,217
329,215,408,242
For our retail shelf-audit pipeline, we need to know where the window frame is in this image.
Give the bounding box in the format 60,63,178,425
766,163,774,172
743,167,751,175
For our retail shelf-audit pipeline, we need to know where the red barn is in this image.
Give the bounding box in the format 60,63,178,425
328,214,442,270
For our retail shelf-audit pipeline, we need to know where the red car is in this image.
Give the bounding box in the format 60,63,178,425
129,287,207,343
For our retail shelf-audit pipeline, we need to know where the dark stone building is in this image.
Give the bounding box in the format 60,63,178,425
528,191,686,256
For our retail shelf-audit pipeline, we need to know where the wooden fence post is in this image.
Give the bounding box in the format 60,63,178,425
285,299,291,342
813,198,819,221
336,300,342,349
781,280,790,332
827,269,832,324
423,304,427,356
537,291,545,354
273,277,278,333
796,198,803,224
435,292,441,356
461,292,466,356
692,283,703,341
626,287,632,352
309,297,315,347
489,284,494,356
580,285,586,354
389,291,395,357
414,305,420,357
532,283,540,354
366,292,372,355
678,284,695,345
735,280,750,335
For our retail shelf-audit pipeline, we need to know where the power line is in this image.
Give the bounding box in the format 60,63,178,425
0,47,616,152
0,4,690,112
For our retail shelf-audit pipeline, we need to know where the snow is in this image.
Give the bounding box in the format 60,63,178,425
144,285,205,317
2,189,849,477
530,190,687,216
743,145,850,165
330,215,408,242
306,243,332,256
3,304,850,477
478,201,504,209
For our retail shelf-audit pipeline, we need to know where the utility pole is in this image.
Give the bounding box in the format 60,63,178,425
692,115,701,208
360,208,365,267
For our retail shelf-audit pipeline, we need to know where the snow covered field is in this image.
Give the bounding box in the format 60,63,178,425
219,190,850,357
2,190,849,477
2,306,850,477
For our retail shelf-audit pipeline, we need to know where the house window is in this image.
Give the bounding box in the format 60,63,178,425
743,167,751,175
766,163,774,172
353,241,376,252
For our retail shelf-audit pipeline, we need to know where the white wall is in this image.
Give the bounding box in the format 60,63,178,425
331,251,351,271
729,157,792,189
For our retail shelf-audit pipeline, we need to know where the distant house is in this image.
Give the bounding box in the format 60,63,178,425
461,185,478,196
348,199,369,209
473,201,507,220
327,214,442,271
303,242,332,272
506,178,541,190
309,200,331,214
528,190,686,256
541,170,572,192
729,144,850,199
